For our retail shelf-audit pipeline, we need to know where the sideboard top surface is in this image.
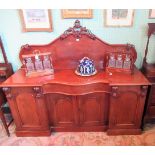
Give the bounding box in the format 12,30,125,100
1,67,149,87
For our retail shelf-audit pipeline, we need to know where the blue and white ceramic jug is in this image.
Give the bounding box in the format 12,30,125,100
75,57,97,76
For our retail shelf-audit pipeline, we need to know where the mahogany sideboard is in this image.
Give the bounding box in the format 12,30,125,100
0,20,149,136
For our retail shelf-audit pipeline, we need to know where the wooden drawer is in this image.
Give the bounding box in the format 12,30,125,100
43,83,110,95
148,106,155,117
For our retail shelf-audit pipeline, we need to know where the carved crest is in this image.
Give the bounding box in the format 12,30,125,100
21,44,31,51
60,20,96,40
126,43,135,51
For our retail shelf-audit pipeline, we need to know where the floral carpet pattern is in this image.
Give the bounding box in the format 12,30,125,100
0,117,155,146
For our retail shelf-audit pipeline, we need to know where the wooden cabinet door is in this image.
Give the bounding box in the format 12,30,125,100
109,86,148,130
4,87,49,131
46,94,78,127
78,93,109,126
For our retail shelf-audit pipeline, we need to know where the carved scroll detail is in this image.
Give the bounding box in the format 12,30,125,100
140,85,148,97
2,87,12,99
33,87,43,98
60,20,96,40
111,86,119,97
126,43,135,51
21,44,31,51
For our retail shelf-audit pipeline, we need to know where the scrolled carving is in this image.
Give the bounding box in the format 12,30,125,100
126,43,135,51
2,87,12,99
111,86,119,97
33,87,43,98
21,44,31,51
60,20,96,40
140,85,148,97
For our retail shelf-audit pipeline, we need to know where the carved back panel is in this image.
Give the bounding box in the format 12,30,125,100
19,20,137,71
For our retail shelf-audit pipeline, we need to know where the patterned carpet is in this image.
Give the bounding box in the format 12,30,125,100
0,115,155,146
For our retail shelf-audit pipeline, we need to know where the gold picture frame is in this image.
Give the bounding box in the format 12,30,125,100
104,9,134,27
62,9,93,18
149,9,155,19
19,9,53,32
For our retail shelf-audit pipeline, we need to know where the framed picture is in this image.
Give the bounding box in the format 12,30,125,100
19,9,53,32
104,9,134,27
62,9,93,18
149,9,155,18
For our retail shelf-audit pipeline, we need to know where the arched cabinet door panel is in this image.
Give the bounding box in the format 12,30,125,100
46,94,78,127
16,92,40,127
4,87,49,131
78,93,109,126
108,86,148,134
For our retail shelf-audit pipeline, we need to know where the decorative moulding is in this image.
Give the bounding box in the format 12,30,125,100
60,20,96,40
